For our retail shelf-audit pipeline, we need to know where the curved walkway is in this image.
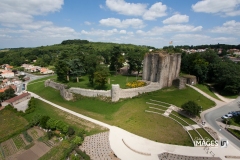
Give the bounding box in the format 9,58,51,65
27,91,240,160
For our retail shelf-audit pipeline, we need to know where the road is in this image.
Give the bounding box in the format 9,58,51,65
17,73,54,94
205,98,240,149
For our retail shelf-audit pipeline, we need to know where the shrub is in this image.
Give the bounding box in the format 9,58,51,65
181,101,201,116
126,80,146,88
75,148,90,160
22,131,33,142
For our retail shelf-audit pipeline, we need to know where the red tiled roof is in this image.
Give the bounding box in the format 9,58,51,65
0,88,7,93
4,92,30,103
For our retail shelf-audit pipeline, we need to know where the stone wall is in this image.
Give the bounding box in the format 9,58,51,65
69,88,111,98
142,52,181,89
44,80,73,101
45,80,161,102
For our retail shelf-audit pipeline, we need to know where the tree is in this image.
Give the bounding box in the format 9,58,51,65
55,52,70,82
39,116,50,128
181,101,201,116
72,136,83,145
67,127,75,136
109,46,124,74
0,86,15,102
94,66,110,88
68,59,85,82
84,54,99,85
126,50,144,75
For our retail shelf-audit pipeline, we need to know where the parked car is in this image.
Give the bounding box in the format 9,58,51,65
221,115,230,119
227,114,233,118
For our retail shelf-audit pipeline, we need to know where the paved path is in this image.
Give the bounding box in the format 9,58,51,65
216,121,240,131
27,91,240,160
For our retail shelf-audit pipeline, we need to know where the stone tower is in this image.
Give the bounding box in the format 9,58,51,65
142,52,181,89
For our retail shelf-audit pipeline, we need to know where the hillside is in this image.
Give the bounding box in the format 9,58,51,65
0,39,154,67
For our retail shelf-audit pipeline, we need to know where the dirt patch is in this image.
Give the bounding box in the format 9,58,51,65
27,127,45,140
12,142,50,160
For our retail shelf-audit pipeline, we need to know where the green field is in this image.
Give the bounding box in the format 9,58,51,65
23,99,106,135
0,109,28,142
228,129,240,139
194,84,221,101
39,140,72,160
53,74,141,90
27,77,216,145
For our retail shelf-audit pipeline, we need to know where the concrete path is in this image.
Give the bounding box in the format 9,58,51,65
27,91,240,160
216,121,240,131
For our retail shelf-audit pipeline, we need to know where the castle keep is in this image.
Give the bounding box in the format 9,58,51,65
142,52,181,88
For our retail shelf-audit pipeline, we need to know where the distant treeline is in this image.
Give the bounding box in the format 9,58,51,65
174,44,240,50
0,39,152,67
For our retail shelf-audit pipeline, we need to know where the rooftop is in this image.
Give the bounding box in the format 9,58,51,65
4,92,30,103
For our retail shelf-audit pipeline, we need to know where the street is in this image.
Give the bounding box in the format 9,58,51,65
205,98,240,149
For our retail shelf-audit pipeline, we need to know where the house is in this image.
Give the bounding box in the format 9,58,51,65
0,85,17,93
40,68,54,74
1,70,14,78
1,92,31,111
5,64,13,71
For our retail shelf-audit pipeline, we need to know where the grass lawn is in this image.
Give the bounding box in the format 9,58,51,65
227,129,240,139
39,140,71,160
27,77,215,146
171,111,197,125
23,99,106,135
53,74,141,90
196,128,215,141
188,130,200,141
0,109,28,143
169,114,189,126
195,84,221,101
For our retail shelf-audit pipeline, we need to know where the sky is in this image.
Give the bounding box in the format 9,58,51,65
0,0,240,48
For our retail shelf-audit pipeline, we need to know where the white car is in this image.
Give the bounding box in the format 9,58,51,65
227,114,233,118
221,115,230,119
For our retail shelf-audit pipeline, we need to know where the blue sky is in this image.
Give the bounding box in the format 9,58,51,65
0,0,240,48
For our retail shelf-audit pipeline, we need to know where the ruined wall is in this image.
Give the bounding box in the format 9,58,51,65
44,80,73,101
69,88,111,98
143,52,181,89
45,80,161,102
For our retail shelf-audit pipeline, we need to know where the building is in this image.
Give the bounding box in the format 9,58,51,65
1,92,31,112
1,70,14,78
1,92,31,107
40,68,54,74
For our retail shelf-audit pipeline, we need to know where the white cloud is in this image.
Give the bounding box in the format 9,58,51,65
81,29,120,36
163,14,189,24
120,30,127,34
0,12,33,24
210,20,240,35
137,24,202,36
84,21,92,25
0,0,64,16
143,2,167,20
99,18,145,28
106,0,147,16
172,34,237,45
192,0,240,16
0,0,63,25
105,0,167,20
21,21,53,30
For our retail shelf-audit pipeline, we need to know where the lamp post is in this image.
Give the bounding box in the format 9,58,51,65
225,119,228,129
